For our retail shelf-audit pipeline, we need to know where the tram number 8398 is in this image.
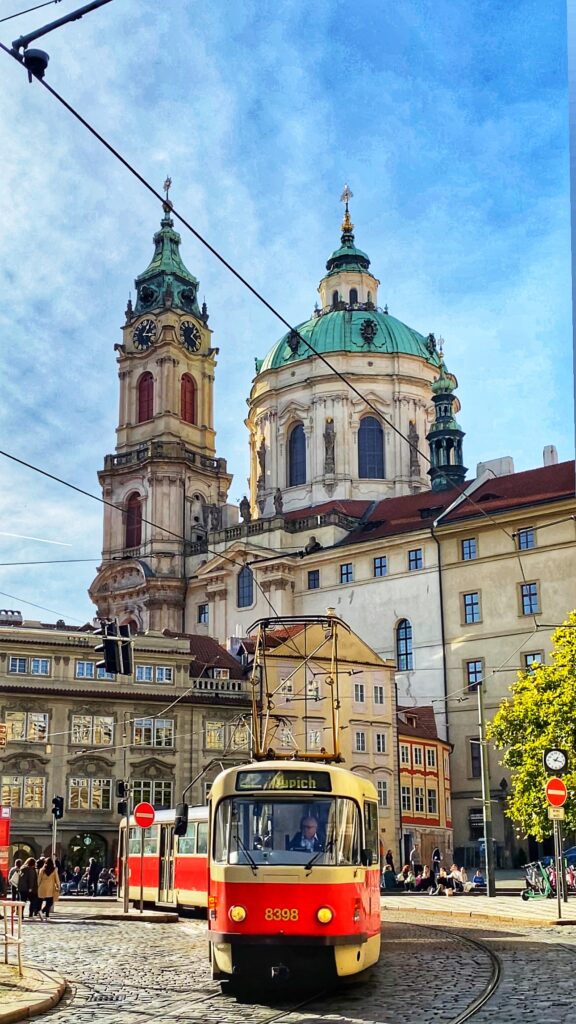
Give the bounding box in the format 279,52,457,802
264,908,299,921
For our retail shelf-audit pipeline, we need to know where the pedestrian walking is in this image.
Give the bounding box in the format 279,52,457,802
18,857,40,918
87,857,101,897
37,857,60,919
432,846,442,874
8,859,23,900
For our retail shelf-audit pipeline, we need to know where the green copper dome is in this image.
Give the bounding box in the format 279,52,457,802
133,203,201,318
258,309,441,373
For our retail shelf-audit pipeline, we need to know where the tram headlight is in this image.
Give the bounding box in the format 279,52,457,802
229,905,247,923
316,906,334,925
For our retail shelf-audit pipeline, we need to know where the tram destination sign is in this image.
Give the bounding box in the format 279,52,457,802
236,769,332,792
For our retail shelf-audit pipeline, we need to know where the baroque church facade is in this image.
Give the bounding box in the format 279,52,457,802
88,189,576,866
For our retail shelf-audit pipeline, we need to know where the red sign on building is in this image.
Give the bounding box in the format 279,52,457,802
0,807,11,878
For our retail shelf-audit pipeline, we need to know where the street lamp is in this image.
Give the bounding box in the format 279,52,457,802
476,678,496,897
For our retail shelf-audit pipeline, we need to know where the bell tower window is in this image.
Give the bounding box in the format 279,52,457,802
137,372,154,423
349,288,358,304
332,290,339,308
358,416,384,478
125,492,142,549
181,374,196,424
288,422,306,487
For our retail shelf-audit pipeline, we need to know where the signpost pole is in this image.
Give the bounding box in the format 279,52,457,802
554,818,562,920
122,785,131,916
476,680,495,897
51,814,57,861
139,828,144,914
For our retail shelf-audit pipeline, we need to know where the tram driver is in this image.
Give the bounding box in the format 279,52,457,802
289,815,324,853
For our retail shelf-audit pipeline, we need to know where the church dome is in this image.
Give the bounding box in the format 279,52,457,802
258,308,440,373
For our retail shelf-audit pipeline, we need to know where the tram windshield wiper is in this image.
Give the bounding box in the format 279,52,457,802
305,839,334,872
234,832,258,875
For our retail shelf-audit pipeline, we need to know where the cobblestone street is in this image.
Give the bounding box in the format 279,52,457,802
16,906,576,1023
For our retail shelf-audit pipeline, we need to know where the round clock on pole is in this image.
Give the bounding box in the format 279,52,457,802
543,748,568,776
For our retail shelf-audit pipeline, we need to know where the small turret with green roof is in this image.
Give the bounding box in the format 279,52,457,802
427,349,467,491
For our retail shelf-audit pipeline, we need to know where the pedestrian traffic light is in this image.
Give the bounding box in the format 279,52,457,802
174,802,189,836
52,796,64,819
118,623,133,676
94,620,122,675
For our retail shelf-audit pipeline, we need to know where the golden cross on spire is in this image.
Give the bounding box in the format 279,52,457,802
340,183,354,233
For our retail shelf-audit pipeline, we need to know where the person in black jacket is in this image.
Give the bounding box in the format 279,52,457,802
87,857,101,897
18,858,39,917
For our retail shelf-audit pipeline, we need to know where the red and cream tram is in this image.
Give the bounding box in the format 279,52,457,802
208,760,381,986
119,806,208,910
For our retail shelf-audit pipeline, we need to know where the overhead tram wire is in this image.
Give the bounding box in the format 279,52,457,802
0,45,553,617
0,0,63,24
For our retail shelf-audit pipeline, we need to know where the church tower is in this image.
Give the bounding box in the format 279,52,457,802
89,184,232,631
426,354,467,491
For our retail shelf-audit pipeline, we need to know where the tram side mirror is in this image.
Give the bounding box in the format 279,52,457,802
174,802,189,836
361,848,374,867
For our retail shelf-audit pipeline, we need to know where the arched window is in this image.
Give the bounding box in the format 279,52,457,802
181,373,196,424
367,290,372,304
332,290,339,307
137,372,154,423
358,416,384,478
237,565,254,608
125,492,142,549
349,287,358,304
396,619,413,671
288,422,306,486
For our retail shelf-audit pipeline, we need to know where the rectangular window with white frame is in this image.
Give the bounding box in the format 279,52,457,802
401,785,411,811
400,743,410,766
375,732,386,754
426,747,437,769
97,666,116,681
135,665,154,683
307,729,321,750
354,730,367,753
197,603,209,624
205,721,226,750
1,774,45,808
517,527,535,550
75,660,96,679
68,777,112,811
30,657,50,676
133,717,174,747
5,711,48,743
156,666,173,683
132,779,173,808
414,786,425,813
353,682,365,704
8,657,27,674
373,684,385,706
377,779,388,808
461,537,477,561
427,788,437,814
413,746,423,767
306,678,320,701
71,714,113,746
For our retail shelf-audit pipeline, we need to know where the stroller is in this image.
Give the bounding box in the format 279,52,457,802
521,860,554,900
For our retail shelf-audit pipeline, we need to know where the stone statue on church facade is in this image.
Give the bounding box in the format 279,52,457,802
324,418,335,474
408,420,421,477
239,495,251,523
273,488,284,515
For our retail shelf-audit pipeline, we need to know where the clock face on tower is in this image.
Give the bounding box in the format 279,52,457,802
180,320,201,352
132,319,157,350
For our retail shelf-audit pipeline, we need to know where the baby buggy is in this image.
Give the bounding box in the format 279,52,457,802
521,860,553,900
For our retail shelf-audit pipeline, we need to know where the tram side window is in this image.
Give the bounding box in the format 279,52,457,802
128,827,140,856
336,799,361,864
363,800,378,864
197,821,208,855
178,821,197,855
143,827,158,856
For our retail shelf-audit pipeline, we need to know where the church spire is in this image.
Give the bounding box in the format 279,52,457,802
132,179,201,318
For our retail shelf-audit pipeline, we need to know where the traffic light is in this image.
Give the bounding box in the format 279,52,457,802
116,780,128,815
94,620,122,675
52,796,64,819
118,624,133,676
174,802,189,836
116,781,126,798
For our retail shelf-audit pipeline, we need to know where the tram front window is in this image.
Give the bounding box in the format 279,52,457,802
213,797,360,866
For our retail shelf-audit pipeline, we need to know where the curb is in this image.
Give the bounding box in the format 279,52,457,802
0,967,66,1024
380,901,576,929
81,911,179,923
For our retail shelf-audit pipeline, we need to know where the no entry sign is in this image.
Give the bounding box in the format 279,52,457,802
545,777,567,808
133,801,156,828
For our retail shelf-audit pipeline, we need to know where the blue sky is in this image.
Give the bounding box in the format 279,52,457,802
0,0,571,626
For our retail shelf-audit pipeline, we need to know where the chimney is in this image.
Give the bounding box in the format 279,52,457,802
543,445,558,466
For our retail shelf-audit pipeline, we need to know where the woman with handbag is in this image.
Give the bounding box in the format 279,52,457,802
37,857,60,920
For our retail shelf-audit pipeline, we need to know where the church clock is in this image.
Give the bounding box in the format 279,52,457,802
180,320,201,352
133,319,157,350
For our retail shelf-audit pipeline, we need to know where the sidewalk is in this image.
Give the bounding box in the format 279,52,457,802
0,964,65,1024
380,890,576,926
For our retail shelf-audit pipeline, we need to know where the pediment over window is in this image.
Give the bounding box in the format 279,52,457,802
3,754,49,773
67,755,115,774
131,757,174,780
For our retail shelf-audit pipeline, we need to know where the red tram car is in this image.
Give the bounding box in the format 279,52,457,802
119,806,208,910
208,760,382,987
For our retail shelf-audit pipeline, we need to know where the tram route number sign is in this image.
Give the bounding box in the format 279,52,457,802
545,777,567,808
133,802,156,828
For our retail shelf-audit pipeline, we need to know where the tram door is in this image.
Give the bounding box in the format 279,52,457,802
158,823,175,903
